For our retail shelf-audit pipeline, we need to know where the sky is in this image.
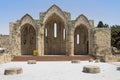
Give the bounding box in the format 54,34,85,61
0,0,120,35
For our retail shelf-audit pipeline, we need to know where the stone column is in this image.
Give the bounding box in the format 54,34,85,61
67,28,74,56
41,26,44,56
38,31,40,55
38,25,44,56
89,28,94,55
9,23,14,55
17,30,21,56
36,26,39,55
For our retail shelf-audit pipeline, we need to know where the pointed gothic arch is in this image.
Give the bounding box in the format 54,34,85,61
20,14,37,55
74,14,90,29
43,5,66,24
21,23,36,55
20,14,36,29
74,24,88,55
73,15,90,55
44,13,66,55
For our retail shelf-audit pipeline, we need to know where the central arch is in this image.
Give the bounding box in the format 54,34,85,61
44,13,66,55
74,24,88,55
21,24,36,55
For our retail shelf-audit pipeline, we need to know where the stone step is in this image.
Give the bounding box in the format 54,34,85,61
12,55,95,61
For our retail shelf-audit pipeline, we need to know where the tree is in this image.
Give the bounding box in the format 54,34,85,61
97,21,104,28
111,25,120,49
104,24,109,28
38,20,44,26
97,21,109,28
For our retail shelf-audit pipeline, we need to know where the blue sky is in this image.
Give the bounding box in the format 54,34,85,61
0,0,120,34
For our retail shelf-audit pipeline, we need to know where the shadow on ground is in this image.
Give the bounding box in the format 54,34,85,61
116,67,120,71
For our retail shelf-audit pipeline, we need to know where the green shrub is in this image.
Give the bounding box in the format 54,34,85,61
33,50,38,56
38,21,44,26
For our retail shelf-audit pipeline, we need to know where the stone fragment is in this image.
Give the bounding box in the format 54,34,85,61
4,67,23,75
89,59,94,62
83,65,100,73
95,59,100,63
27,60,36,64
71,60,80,63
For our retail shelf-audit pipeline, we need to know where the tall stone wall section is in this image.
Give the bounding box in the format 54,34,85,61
9,22,21,56
94,28,111,57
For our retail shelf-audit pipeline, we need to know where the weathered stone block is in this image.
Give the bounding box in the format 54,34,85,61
71,60,80,63
95,59,100,63
27,60,36,64
0,54,11,64
4,67,23,75
89,59,94,62
83,65,100,73
16,68,23,74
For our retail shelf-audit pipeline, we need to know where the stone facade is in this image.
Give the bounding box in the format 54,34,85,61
9,5,111,59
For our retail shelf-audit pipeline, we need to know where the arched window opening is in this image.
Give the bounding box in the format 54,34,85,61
45,28,47,37
77,34,79,44
54,23,57,38
63,29,66,40
21,24,36,55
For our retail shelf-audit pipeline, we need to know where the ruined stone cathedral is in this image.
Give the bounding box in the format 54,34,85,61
9,5,111,57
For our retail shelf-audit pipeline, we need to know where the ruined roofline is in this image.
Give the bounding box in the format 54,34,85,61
0,34,9,36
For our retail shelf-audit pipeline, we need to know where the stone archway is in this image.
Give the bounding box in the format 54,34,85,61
74,25,88,55
44,13,66,55
21,24,36,55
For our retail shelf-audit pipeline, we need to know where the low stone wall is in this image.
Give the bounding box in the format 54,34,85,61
105,55,120,62
0,34,9,48
0,53,11,64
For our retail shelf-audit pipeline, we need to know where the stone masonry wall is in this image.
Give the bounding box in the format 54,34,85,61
0,34,9,48
9,5,112,58
94,28,111,57
9,22,20,56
